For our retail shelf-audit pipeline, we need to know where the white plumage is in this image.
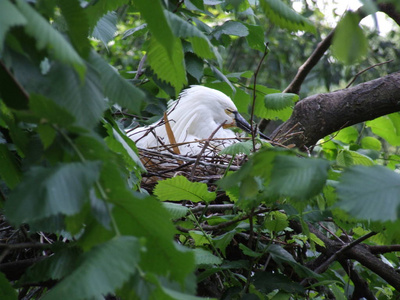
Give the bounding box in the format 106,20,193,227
127,86,261,155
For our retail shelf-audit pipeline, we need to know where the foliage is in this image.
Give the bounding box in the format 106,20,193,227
1,0,400,299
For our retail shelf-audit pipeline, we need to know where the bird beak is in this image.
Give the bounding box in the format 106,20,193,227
234,111,271,140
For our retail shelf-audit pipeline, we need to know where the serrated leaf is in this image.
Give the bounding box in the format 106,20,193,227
165,11,214,59
42,236,140,300
239,243,263,258
219,140,253,155
85,0,128,29
336,150,374,167
88,51,146,113
337,165,400,221
16,0,86,79
268,155,330,201
332,12,368,65
91,12,117,46
154,175,216,203
260,0,315,33
147,37,187,94
193,248,222,265
135,0,175,56
264,93,298,110
5,162,101,224
0,0,26,52
0,144,21,189
58,0,91,58
111,192,195,283
162,202,189,219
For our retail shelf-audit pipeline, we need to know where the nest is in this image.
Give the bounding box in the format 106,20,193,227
139,138,248,191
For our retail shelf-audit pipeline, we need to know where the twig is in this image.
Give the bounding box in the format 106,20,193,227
346,59,394,88
250,44,269,152
134,54,147,80
190,122,226,180
301,231,377,286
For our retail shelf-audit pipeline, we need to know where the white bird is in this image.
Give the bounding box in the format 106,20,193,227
127,85,269,155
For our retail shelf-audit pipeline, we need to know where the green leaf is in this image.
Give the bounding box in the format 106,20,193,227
219,140,253,156
0,271,17,300
244,23,265,52
15,0,86,79
165,11,214,59
264,93,298,110
42,236,140,300
212,230,235,257
337,165,400,221
88,51,146,113
332,12,368,65
0,144,21,189
147,37,187,94
162,202,189,219
5,162,101,224
193,248,222,265
268,156,330,201
264,211,289,232
253,272,305,294
240,243,263,258
334,126,359,144
91,12,117,46
213,21,249,39
361,136,382,151
367,114,400,146
85,0,128,29
111,192,195,283
122,23,148,40
260,0,315,33
0,0,26,53
58,0,91,58
154,175,216,203
29,94,75,127
336,150,374,167
135,0,175,56
40,62,107,128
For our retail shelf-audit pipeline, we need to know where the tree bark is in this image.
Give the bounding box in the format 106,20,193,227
271,71,400,149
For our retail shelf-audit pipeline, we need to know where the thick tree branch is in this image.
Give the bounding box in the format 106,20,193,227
271,72,400,149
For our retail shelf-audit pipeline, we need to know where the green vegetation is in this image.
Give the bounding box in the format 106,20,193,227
1,0,400,299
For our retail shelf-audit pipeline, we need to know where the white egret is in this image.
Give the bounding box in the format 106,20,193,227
127,85,269,155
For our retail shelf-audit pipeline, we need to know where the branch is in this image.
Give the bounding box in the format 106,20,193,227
271,72,400,149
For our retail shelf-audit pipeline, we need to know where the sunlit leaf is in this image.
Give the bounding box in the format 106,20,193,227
154,175,216,203
332,12,368,65
337,165,400,221
135,0,175,56
213,21,249,39
336,150,374,167
361,136,382,151
147,37,187,94
162,202,189,219
367,114,400,146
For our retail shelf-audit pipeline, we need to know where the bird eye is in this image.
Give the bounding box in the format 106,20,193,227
225,108,234,114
